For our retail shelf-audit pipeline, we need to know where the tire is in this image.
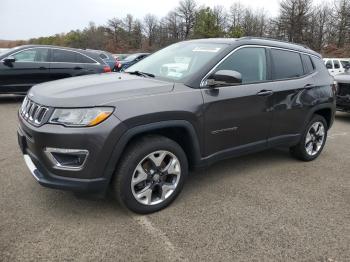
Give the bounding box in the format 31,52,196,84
112,135,188,214
290,115,328,161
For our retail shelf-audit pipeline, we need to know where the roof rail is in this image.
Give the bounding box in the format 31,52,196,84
239,36,310,50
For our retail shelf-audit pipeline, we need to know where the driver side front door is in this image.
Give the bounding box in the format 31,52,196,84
201,47,274,158
0,48,50,93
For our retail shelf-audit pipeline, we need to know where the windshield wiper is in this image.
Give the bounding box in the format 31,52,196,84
127,71,155,78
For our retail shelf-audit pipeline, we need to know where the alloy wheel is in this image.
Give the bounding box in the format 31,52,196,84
305,121,325,156
131,150,181,205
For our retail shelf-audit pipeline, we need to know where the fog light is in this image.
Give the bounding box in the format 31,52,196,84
44,148,89,171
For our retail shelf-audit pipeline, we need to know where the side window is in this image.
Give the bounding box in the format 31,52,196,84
35,48,49,62
312,57,329,74
301,54,314,74
325,60,333,69
51,49,76,63
215,47,267,84
333,60,340,69
99,53,108,60
12,48,49,62
271,49,303,80
76,53,95,64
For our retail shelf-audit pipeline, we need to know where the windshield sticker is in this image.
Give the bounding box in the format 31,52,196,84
192,47,221,53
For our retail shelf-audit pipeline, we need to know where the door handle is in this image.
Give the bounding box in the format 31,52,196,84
257,90,273,96
74,66,83,70
304,84,315,89
39,67,47,70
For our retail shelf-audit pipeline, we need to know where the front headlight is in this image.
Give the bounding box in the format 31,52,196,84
49,107,114,127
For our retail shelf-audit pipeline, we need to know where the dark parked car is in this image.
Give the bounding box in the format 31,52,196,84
334,64,350,112
18,38,335,214
86,49,116,71
115,53,149,71
0,45,111,94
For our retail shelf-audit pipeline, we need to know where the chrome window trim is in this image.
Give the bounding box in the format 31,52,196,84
200,44,321,87
1,46,100,65
44,147,89,171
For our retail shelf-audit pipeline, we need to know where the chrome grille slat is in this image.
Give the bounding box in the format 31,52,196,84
20,97,49,126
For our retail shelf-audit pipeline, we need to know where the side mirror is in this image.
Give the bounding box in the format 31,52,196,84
207,70,242,87
326,63,332,69
3,56,16,64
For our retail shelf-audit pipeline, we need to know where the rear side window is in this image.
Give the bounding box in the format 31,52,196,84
301,54,314,74
216,47,267,84
312,57,329,73
51,49,95,63
76,53,95,63
52,49,76,63
271,49,303,80
333,60,340,69
99,53,108,59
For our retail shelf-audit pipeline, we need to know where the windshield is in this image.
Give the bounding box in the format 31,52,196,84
0,46,22,57
125,42,227,81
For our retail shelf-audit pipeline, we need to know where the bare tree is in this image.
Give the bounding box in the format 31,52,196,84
277,0,312,43
143,14,158,46
177,0,197,38
229,2,244,28
333,0,350,47
213,5,227,32
106,18,123,46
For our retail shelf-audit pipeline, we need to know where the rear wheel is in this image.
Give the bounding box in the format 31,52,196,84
112,135,188,214
290,115,328,161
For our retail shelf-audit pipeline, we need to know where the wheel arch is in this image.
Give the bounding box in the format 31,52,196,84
103,120,202,184
304,104,335,130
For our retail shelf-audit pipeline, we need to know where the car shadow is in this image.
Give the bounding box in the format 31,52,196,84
37,147,293,216
184,148,293,193
0,94,24,104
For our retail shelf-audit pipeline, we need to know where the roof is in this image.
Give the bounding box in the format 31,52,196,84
186,37,321,58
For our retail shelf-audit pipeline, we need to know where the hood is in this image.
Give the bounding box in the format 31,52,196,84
29,73,174,107
334,73,350,84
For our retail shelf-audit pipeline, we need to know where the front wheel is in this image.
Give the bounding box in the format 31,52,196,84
290,115,328,161
112,135,188,214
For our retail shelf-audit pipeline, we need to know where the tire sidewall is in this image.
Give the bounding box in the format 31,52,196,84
300,115,328,161
117,138,188,214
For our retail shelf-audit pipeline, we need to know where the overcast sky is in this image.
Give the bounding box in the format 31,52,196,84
0,0,329,40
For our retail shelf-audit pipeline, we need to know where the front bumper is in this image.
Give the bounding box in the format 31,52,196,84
23,154,108,192
18,112,127,193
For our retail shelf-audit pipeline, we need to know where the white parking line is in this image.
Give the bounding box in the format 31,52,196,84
130,214,189,262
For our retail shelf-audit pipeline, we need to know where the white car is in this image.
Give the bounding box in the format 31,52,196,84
323,58,350,76
0,48,9,54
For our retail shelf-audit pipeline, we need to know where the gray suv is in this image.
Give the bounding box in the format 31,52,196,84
18,38,336,213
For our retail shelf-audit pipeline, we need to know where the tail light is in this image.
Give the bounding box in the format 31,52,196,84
103,66,111,73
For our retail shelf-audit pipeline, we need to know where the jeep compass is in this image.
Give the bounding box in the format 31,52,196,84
18,37,336,213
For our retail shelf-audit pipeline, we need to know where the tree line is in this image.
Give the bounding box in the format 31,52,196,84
2,0,350,57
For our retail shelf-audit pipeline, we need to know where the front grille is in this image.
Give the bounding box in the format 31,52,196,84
20,97,49,126
337,83,350,96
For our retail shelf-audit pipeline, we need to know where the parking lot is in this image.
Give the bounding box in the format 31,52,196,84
0,96,349,261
